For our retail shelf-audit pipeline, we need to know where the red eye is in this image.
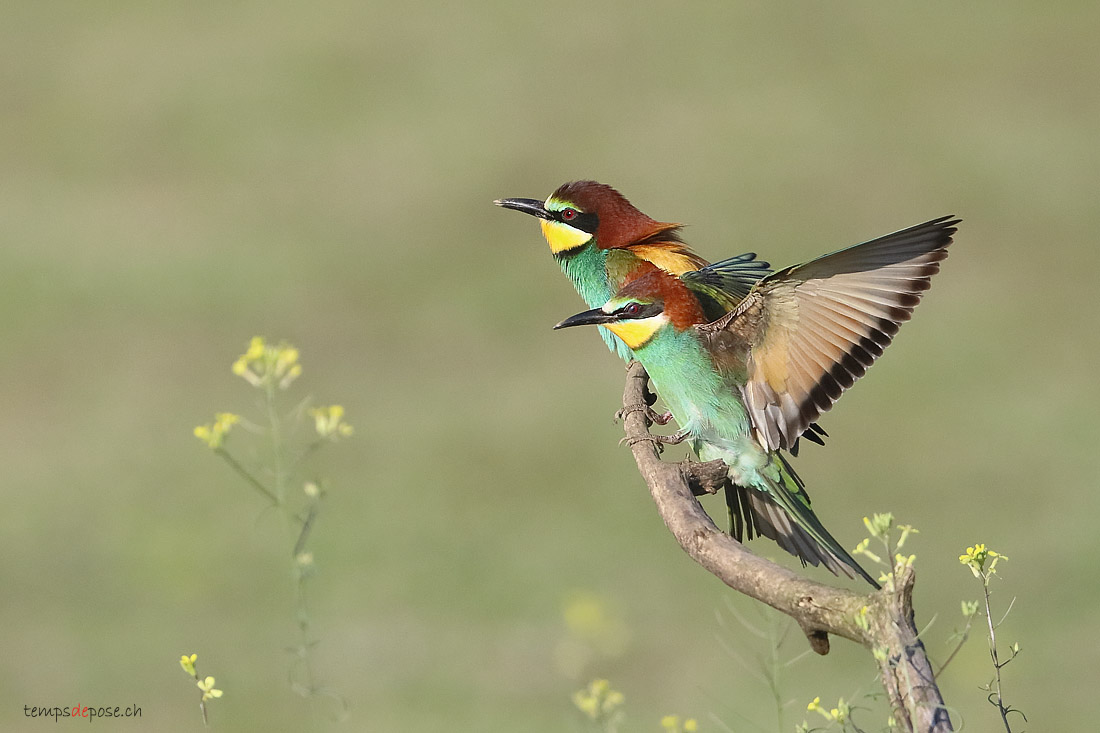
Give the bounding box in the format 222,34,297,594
624,303,642,316
561,208,577,221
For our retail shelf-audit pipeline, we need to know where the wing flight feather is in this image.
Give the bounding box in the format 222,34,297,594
699,216,959,452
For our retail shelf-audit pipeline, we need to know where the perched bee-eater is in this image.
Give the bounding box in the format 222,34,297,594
555,216,959,585
497,181,829,453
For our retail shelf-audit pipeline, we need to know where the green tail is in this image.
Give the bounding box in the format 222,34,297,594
725,455,879,588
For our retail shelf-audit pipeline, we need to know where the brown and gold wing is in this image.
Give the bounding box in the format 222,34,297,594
698,216,959,452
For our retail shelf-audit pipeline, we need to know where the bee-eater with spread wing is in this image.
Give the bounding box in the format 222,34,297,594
555,215,959,585
497,181,830,453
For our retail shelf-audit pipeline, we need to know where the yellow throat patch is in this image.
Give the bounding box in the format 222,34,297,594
539,219,592,254
604,316,665,351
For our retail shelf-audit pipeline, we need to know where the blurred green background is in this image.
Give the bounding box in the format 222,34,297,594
3,2,1097,730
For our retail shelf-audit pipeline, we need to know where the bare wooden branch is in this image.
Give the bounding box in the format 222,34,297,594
620,361,953,732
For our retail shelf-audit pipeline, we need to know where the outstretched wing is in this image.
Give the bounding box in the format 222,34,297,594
699,216,958,452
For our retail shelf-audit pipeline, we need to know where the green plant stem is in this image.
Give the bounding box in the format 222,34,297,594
934,617,974,678
981,578,1012,733
215,448,279,506
294,503,319,558
292,500,320,702
186,670,210,728
294,574,318,695
261,379,322,716
264,382,287,504
882,535,896,591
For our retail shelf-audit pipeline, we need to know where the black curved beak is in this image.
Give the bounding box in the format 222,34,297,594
554,308,617,330
494,197,552,220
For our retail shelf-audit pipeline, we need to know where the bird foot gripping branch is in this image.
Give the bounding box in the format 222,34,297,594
615,403,673,425
618,433,663,451
652,428,689,444
618,428,691,451
614,372,674,427
616,374,683,451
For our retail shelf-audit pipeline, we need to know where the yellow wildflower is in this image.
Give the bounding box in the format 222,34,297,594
309,405,354,439
959,543,1007,577
193,413,239,449
572,690,599,719
231,336,303,389
196,676,223,702
572,679,623,722
863,513,894,538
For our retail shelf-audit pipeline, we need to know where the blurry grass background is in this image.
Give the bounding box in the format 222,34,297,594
2,1,1097,730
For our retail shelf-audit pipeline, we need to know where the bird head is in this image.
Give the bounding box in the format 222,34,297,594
554,295,668,351
554,268,704,350
495,180,683,256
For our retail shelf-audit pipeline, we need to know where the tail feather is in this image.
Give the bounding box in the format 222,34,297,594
725,457,879,588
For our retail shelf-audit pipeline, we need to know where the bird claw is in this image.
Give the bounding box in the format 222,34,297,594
649,409,675,425
617,429,689,456
615,404,644,422
618,434,667,453
615,403,675,426
651,428,689,445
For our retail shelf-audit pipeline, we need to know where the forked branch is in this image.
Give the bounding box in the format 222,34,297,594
619,361,953,733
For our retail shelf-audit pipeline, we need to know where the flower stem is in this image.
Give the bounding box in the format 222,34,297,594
215,448,279,506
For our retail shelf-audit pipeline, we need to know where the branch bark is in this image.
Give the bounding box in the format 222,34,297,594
619,361,953,733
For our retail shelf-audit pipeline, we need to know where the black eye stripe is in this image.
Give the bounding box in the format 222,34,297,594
615,302,663,320
554,208,599,234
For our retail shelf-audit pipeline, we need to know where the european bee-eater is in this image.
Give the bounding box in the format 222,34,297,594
497,181,830,453
555,215,958,585
495,181,771,360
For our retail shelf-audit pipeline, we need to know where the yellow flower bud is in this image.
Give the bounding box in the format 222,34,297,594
245,336,265,360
